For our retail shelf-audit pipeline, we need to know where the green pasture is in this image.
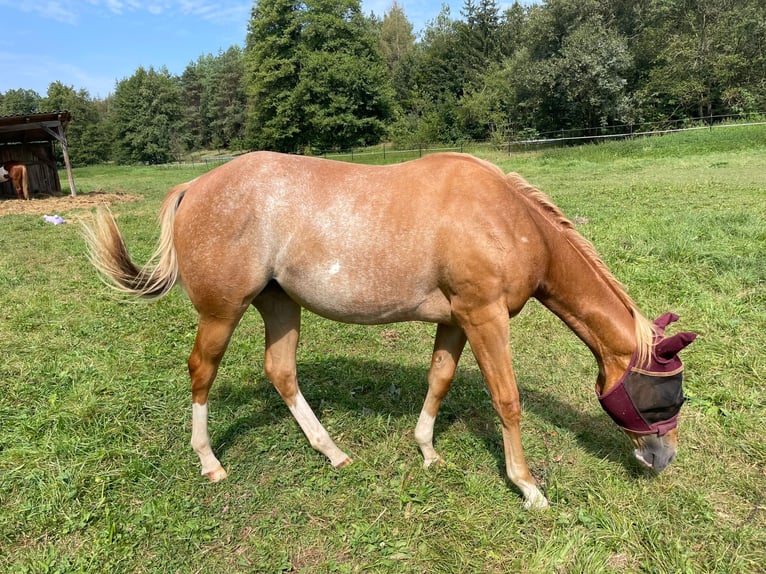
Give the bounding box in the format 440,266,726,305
1,126,764,573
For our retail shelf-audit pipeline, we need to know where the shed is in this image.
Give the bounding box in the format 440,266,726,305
0,111,76,199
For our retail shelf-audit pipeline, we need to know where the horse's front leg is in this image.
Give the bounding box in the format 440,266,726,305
415,323,466,467
188,314,243,482
254,287,351,468
458,304,549,510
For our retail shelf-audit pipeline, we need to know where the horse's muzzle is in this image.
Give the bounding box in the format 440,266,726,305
632,431,678,472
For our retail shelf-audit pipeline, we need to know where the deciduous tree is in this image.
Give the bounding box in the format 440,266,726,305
0,89,41,115
110,67,184,164
244,0,392,152
42,82,111,165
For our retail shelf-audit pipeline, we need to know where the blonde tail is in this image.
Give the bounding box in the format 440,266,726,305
83,184,186,299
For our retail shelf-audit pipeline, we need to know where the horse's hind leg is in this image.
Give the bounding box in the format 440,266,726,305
253,285,351,468
188,313,244,482
415,323,466,467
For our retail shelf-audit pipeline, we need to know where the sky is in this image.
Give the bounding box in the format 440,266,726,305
0,0,521,100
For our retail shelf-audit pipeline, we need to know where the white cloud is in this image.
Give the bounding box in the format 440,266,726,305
0,1,79,24
176,1,251,25
5,0,249,26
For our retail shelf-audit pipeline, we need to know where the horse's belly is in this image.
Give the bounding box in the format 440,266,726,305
276,265,453,325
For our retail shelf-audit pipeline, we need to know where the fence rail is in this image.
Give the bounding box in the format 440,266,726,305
159,113,765,168
311,114,766,164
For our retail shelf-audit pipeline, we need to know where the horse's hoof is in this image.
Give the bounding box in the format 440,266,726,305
423,456,445,468
205,466,228,482
523,492,550,511
333,456,352,469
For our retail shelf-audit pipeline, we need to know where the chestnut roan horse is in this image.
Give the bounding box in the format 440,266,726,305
84,152,696,509
0,161,29,200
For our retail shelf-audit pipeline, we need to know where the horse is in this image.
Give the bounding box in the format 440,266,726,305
0,161,29,200
83,151,696,510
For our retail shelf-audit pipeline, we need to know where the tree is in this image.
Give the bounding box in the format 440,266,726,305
459,0,501,81
415,6,467,101
181,48,248,152
109,67,184,164
205,47,247,149
379,1,415,76
179,57,208,150
544,20,633,132
42,82,111,165
637,0,766,121
244,0,304,151
244,0,393,151
297,0,393,150
496,1,529,59
0,89,41,115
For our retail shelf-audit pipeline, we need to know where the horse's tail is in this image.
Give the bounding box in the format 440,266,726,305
83,183,187,300
19,164,29,200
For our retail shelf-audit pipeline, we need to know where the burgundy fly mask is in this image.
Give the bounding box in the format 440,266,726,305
598,313,697,435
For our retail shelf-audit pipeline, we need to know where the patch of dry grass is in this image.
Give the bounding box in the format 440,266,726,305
0,192,142,217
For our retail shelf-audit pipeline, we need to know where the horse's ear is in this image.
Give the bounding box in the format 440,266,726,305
653,312,679,331
655,331,697,359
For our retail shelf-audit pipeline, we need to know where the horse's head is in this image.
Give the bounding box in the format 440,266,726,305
598,313,697,472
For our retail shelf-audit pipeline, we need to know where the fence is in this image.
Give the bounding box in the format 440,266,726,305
311,113,766,164
159,113,765,168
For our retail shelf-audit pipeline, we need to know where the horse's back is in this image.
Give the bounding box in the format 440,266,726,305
172,152,546,323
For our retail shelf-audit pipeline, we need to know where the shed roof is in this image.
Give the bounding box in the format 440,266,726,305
0,111,71,145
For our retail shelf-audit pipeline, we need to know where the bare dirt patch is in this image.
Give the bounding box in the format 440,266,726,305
0,192,142,218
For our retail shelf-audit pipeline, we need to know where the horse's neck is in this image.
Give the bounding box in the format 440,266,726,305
536,234,637,389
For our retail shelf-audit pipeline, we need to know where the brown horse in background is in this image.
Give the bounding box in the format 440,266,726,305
84,152,695,510
0,161,29,200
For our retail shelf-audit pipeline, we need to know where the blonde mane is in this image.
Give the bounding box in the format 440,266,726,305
506,172,655,364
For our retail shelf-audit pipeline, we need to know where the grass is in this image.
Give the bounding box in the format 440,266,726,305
1,125,764,573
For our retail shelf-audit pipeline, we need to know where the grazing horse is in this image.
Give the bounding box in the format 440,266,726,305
0,161,29,200
84,152,696,509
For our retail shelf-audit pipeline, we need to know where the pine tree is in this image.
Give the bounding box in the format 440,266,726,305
380,1,415,76
205,47,247,149
244,0,305,151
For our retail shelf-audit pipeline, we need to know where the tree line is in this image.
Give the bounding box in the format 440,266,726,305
1,0,764,165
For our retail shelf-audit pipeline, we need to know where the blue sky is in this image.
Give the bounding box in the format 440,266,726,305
0,1,522,100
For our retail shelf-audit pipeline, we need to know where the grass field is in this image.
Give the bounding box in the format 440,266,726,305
0,125,764,573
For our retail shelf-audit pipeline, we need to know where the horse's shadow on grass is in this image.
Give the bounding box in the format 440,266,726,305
210,356,640,477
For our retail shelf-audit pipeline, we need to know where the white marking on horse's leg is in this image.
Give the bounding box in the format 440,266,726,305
501,426,549,510
191,402,227,482
458,310,548,510
288,392,351,468
414,324,466,468
414,411,443,467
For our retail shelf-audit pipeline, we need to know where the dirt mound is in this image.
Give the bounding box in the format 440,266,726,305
0,192,142,217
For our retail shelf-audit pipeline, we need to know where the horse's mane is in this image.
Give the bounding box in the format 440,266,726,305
506,172,655,364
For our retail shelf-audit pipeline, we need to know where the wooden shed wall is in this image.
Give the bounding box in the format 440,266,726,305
0,143,60,198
